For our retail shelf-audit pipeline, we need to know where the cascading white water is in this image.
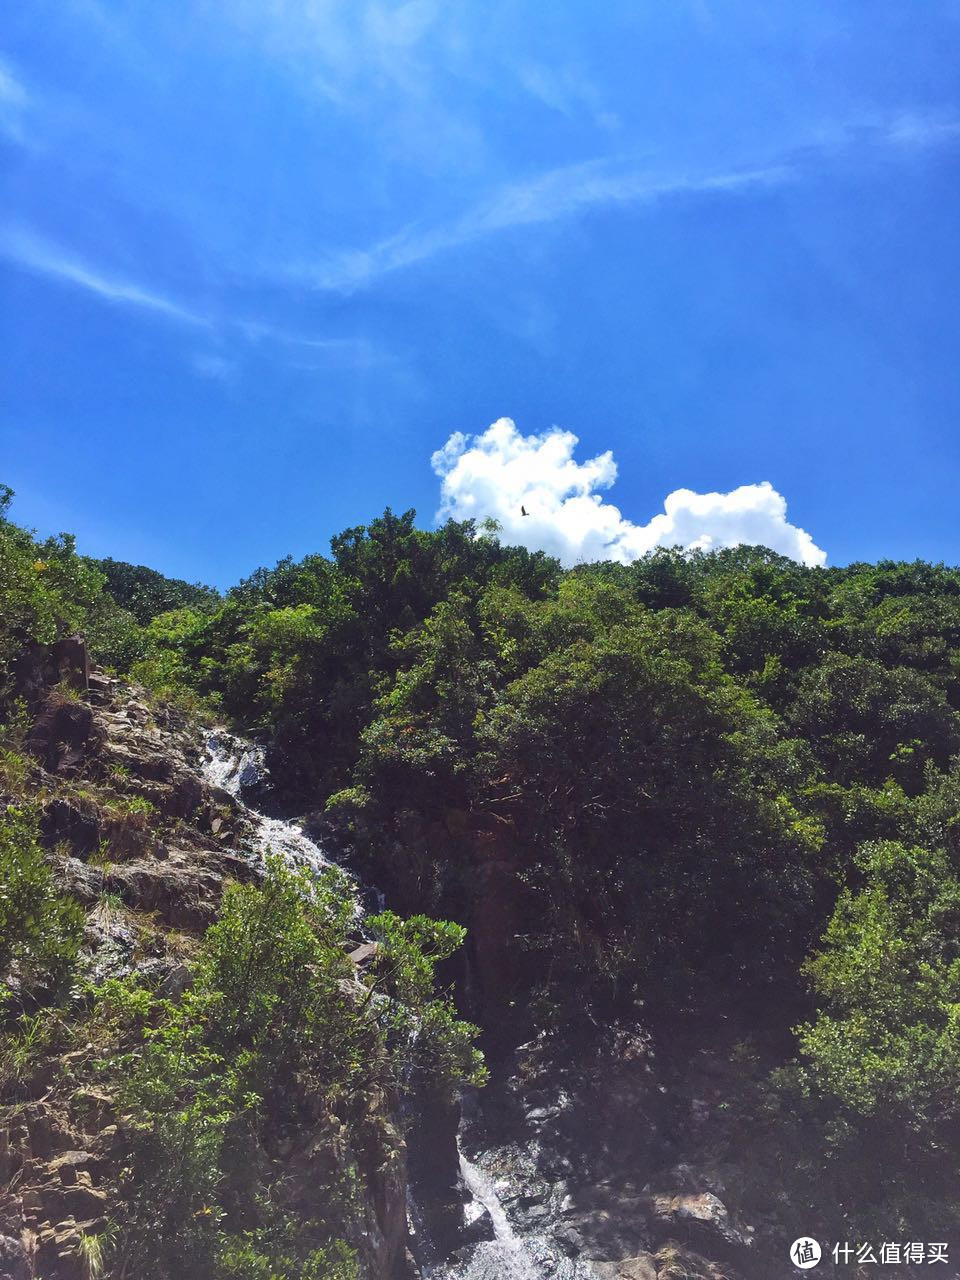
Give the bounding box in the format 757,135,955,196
201,730,360,914
451,1149,543,1280
203,730,328,874
202,729,585,1280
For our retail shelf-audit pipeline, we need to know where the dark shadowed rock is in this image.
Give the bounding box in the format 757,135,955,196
54,635,90,692
0,1234,32,1280
648,1191,751,1255
40,802,100,857
655,1241,744,1280
27,694,101,776
462,1207,496,1244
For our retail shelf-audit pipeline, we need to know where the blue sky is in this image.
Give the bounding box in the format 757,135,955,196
2,1,959,586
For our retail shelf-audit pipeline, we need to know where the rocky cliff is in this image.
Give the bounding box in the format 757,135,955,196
0,644,415,1280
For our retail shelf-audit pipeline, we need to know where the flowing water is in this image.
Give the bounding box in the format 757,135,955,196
202,731,341,879
438,1148,546,1280
201,729,582,1280
424,1138,605,1280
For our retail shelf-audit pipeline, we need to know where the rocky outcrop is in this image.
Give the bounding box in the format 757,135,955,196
0,1234,33,1280
13,636,90,705
647,1191,752,1256
25,693,101,776
0,649,419,1280
592,1257,658,1280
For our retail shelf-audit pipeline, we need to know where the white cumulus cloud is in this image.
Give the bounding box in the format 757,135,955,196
431,418,826,568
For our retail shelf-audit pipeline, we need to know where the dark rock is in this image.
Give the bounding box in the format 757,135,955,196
347,942,380,967
554,1223,585,1254
0,1234,32,1280
26,692,100,775
558,1185,651,1261
56,857,104,905
60,1184,108,1220
462,1208,496,1244
407,1085,462,1256
648,1192,750,1255
40,800,100,856
13,636,89,706
105,848,249,930
158,962,193,998
54,636,90,692
655,1241,743,1280
23,1106,71,1160
515,1202,551,1229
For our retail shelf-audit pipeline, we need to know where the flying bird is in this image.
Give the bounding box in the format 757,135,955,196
521,505,529,516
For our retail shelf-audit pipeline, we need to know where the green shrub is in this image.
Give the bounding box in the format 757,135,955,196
0,804,83,1001
93,858,481,1279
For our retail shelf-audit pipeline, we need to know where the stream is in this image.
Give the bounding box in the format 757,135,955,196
201,730,599,1280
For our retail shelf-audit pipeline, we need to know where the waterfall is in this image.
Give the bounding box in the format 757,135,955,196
201,730,360,914
201,729,590,1280
421,1137,599,1280
448,1148,543,1280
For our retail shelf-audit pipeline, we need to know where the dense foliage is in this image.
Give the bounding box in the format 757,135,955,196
89,859,480,1279
0,804,84,1002
4,483,960,1241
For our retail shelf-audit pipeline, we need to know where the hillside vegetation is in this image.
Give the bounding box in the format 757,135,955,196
3,485,960,1267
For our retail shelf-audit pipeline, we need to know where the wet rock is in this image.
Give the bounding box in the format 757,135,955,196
514,1199,550,1229
559,1185,652,1261
554,1223,585,1254
462,1207,496,1244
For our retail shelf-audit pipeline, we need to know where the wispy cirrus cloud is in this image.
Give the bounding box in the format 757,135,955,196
0,224,386,362
286,106,960,294
0,224,396,388
291,157,791,292
518,63,620,131
192,353,237,382
0,225,209,326
885,111,960,149
0,58,30,144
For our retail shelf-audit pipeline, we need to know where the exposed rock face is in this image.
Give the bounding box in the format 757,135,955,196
103,848,254,929
648,1191,751,1256
12,635,89,705
0,1234,33,1280
0,652,419,1280
591,1257,658,1280
406,1084,463,1256
25,693,101,776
